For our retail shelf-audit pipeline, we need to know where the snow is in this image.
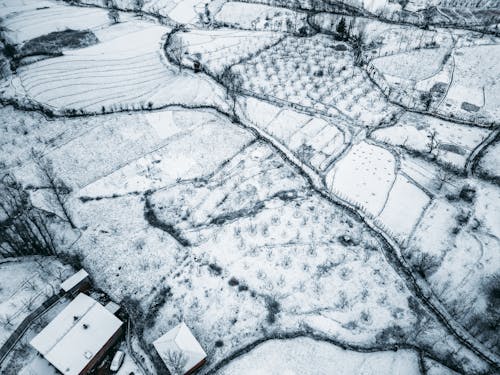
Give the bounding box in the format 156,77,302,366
239,97,347,172
377,174,430,240
30,293,123,375
0,105,101,170
477,140,500,178
371,112,490,169
74,109,254,197
424,357,460,375
17,113,159,189
326,142,396,215
1,1,499,374
372,48,449,82
6,22,227,114
444,45,500,120
175,28,283,76
1,3,109,45
216,337,420,375
408,181,500,350
231,34,396,127
18,355,59,375
116,349,142,375
167,0,206,24
215,2,309,32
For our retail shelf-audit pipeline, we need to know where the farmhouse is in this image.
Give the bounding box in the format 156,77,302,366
153,322,207,375
30,293,123,375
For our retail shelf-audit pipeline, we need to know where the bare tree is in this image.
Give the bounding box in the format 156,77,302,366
55,267,68,282
134,0,144,18
164,350,188,375
22,294,38,312
108,9,120,24
403,245,442,279
426,130,440,155
220,69,243,116
169,33,186,73
436,169,451,190
0,313,13,328
32,151,76,229
351,25,367,66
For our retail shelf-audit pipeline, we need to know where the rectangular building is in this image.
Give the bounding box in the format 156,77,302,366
30,293,123,375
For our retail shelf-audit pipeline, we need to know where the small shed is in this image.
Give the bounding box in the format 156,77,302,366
60,269,90,294
153,322,206,375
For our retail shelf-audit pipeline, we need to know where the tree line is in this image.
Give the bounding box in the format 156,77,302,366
0,153,75,258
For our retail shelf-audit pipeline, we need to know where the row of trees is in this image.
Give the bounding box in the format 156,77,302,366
0,153,75,258
0,174,59,257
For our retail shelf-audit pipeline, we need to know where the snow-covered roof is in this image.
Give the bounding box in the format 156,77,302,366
153,322,206,374
104,301,120,315
60,269,89,292
30,293,123,375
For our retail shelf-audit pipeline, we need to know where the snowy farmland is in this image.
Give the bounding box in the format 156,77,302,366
2,21,228,114
0,0,499,374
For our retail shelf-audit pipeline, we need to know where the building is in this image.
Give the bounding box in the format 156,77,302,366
60,269,90,294
30,293,123,375
153,322,206,375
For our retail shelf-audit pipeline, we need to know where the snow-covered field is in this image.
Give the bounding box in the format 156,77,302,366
2,21,228,114
216,337,421,375
367,33,500,124
477,140,500,181
0,0,499,374
215,2,309,33
444,45,500,120
371,112,491,169
239,97,348,172
170,28,284,76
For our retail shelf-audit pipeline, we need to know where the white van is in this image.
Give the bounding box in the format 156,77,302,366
110,350,125,372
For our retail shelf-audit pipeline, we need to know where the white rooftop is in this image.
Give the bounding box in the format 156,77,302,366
104,301,120,315
153,322,206,375
30,293,123,375
60,269,89,292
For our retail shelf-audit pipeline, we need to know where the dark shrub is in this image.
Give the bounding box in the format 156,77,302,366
19,29,98,58
265,297,280,324
215,340,224,348
459,185,476,203
208,263,222,276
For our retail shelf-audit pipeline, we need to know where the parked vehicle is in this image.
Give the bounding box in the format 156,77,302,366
110,351,125,372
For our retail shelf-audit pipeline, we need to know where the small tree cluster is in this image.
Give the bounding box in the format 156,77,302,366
0,174,59,258
220,69,244,116
169,32,186,73
336,17,347,40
